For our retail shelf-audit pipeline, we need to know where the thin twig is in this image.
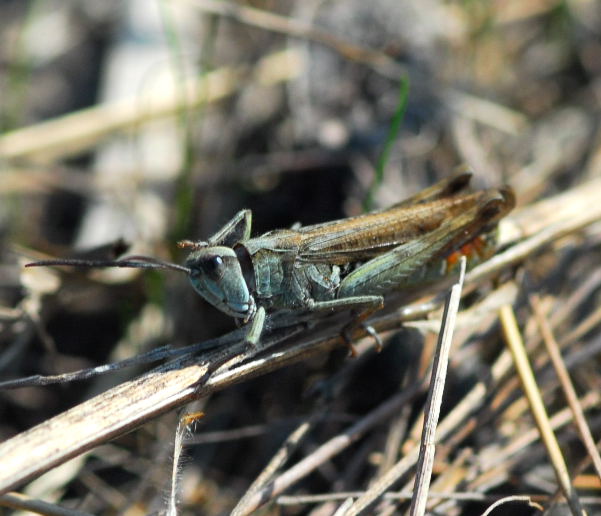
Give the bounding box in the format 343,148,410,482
0,491,93,516
481,495,544,515
344,340,516,515
562,304,601,347
549,269,601,331
276,491,601,506
378,376,417,475
0,49,302,162
547,436,601,513
236,381,426,515
0,344,191,390
530,295,601,481
231,419,314,516
409,257,466,516
184,0,405,80
499,305,585,516
469,391,600,487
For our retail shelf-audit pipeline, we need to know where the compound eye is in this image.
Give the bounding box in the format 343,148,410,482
203,255,224,278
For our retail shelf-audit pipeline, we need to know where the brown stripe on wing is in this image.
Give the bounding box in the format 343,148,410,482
296,189,501,265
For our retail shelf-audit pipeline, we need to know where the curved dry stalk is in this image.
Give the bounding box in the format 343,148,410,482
0,49,302,162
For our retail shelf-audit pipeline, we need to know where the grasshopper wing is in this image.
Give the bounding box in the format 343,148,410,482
337,187,515,297
295,181,513,266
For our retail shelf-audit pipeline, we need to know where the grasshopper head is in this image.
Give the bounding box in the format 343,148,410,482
185,246,253,320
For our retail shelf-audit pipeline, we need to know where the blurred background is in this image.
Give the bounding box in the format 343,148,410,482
1,0,601,514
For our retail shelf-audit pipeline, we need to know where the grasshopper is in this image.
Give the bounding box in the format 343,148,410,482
26,172,514,350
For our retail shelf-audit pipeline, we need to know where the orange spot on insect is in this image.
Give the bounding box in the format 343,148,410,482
446,235,493,272
181,411,205,426
446,251,461,268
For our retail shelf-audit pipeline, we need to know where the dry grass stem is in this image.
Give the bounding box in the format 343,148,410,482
0,49,302,162
409,258,466,516
230,420,313,516
237,381,426,514
343,346,516,515
480,495,544,515
184,0,406,80
530,295,601,480
0,491,93,516
499,305,585,516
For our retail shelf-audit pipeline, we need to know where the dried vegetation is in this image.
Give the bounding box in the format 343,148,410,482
1,1,601,514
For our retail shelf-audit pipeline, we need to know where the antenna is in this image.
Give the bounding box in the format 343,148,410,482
25,255,191,275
